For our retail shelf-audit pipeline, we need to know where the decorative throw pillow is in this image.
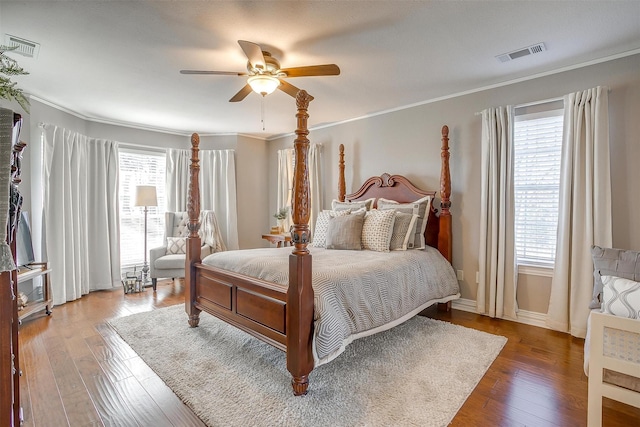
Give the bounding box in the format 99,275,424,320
601,275,640,319
377,195,431,249
362,209,396,252
389,212,419,251
331,198,375,212
166,237,187,254
590,246,640,309
311,209,352,248
325,211,366,250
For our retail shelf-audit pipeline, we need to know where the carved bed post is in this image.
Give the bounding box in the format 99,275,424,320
338,144,345,202
437,125,453,312
287,90,315,396
185,133,202,327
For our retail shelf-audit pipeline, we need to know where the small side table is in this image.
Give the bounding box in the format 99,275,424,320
262,233,292,248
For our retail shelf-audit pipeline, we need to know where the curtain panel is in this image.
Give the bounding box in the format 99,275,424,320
276,144,323,235
42,125,121,305
477,106,518,320
166,148,239,250
546,86,612,338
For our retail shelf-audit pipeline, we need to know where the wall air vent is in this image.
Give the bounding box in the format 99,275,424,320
3,34,40,58
496,43,546,63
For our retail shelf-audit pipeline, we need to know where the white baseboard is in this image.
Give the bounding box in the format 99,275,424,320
451,298,551,330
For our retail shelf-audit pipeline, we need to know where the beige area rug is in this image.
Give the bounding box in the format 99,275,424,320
109,304,506,427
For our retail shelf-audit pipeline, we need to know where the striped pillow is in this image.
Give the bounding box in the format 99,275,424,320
390,212,419,251
378,195,431,249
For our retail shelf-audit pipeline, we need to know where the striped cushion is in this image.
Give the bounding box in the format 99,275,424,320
378,195,431,249
390,212,419,251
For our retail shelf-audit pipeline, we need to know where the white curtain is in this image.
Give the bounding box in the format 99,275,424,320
166,148,239,250
43,125,121,305
276,148,294,232
477,106,518,320
277,144,323,234
165,148,190,213
309,144,324,234
546,86,612,338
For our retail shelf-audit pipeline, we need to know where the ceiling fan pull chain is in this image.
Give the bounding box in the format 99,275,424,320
261,97,266,131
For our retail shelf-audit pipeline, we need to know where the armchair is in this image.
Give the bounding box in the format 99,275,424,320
149,211,223,290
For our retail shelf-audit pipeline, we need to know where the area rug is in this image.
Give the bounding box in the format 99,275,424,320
109,304,506,427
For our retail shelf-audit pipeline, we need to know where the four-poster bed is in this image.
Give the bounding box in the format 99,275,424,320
184,90,457,395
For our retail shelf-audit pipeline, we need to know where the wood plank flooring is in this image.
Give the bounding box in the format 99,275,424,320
17,280,640,426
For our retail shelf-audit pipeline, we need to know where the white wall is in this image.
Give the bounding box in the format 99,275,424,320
267,53,640,315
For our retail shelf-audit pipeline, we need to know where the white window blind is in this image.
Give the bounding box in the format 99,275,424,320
118,149,166,268
513,109,563,267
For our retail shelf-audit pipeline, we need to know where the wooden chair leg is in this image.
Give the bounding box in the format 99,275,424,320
151,278,157,291
437,301,452,312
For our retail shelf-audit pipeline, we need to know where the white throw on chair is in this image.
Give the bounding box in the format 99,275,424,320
149,210,225,290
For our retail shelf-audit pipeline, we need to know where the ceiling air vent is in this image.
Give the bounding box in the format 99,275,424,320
496,42,546,63
3,34,40,58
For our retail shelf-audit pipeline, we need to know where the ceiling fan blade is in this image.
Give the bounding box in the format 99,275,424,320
280,64,340,77
238,40,266,70
180,70,247,76
229,84,253,102
277,79,302,98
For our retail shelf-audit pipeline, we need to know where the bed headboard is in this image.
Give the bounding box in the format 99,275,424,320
338,125,452,261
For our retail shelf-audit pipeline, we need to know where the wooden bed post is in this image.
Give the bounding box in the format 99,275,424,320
287,90,315,396
185,132,202,327
437,125,453,312
338,144,346,202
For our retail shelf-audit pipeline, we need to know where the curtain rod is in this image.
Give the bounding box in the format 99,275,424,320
474,96,563,116
474,86,611,116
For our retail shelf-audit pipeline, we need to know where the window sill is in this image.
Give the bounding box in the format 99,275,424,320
517,264,554,278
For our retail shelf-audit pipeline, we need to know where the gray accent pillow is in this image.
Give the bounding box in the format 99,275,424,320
325,211,365,250
390,212,418,251
331,198,375,212
590,245,640,309
378,195,431,249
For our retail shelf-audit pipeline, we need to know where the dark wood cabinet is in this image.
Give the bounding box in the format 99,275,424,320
0,111,25,426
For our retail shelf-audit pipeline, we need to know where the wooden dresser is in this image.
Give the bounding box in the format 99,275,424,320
0,111,25,426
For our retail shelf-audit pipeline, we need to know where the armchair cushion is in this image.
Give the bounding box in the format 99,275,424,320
166,237,187,254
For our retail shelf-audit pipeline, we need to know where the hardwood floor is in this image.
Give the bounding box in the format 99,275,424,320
17,281,639,426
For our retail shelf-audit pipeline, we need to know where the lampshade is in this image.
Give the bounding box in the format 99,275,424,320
248,75,280,96
134,185,157,207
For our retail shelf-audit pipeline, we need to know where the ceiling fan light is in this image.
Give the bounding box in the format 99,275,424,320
248,75,280,96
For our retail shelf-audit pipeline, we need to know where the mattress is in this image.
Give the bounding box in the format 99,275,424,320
202,246,460,365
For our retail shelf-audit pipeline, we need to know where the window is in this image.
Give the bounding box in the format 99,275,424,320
118,149,166,268
513,107,563,267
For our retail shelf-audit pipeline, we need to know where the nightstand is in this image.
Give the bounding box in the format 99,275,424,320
262,233,292,248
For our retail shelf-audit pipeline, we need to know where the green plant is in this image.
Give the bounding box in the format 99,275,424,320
273,207,289,220
0,45,30,113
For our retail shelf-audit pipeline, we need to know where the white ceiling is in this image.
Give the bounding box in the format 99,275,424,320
1,1,639,139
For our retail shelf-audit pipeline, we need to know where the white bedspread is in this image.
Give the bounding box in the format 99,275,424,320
202,246,460,365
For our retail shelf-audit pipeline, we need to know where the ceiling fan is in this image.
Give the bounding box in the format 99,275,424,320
180,40,340,102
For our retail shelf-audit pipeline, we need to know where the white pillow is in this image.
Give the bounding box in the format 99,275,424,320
390,212,419,251
331,198,375,212
166,237,187,254
601,275,640,319
377,195,431,249
311,209,352,248
362,209,396,252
